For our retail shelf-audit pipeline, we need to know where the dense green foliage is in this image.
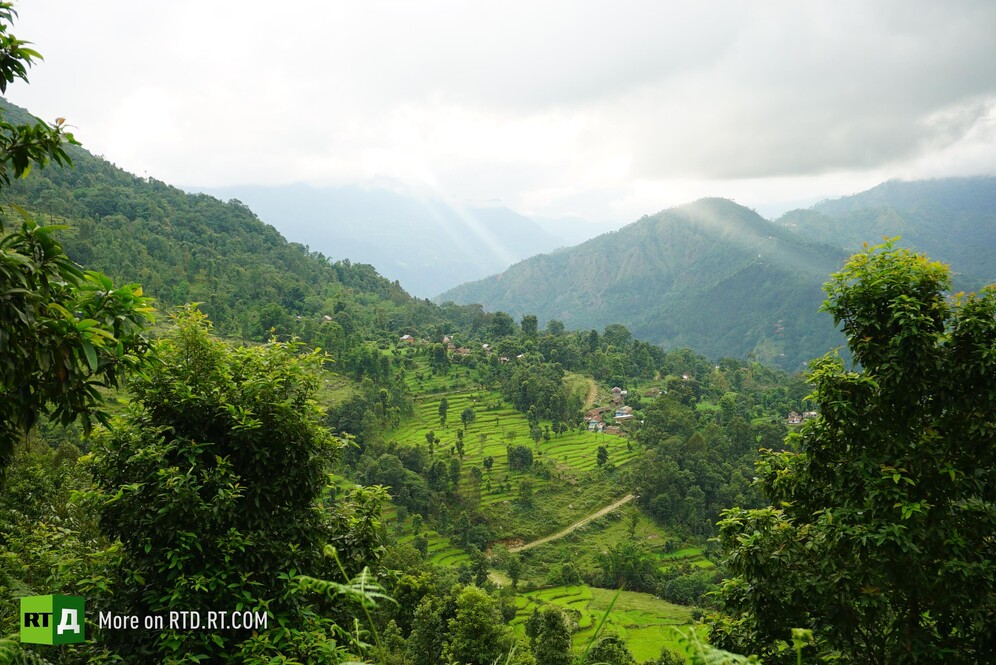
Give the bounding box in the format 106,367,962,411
0,6,153,473
710,243,996,663
5,8,993,662
0,213,152,470
89,311,382,662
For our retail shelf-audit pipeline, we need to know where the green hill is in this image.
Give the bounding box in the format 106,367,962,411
777,177,996,289
0,98,471,356
439,198,847,370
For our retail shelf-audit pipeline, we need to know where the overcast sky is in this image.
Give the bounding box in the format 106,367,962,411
7,0,996,223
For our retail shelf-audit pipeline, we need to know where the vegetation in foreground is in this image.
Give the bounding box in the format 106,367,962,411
1,4,993,663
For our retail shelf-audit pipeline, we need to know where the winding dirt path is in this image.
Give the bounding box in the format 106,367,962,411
509,493,636,553
582,378,598,410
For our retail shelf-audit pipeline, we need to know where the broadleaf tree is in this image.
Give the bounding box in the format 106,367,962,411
709,241,996,663
88,310,384,663
0,1,153,472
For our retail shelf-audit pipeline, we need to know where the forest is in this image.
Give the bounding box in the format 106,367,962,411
1,5,994,664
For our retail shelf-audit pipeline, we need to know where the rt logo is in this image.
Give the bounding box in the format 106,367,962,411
20,595,85,645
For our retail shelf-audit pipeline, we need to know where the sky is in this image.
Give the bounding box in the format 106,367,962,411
7,0,996,224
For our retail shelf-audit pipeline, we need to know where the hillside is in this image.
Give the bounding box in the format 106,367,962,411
0,98,475,355
439,198,848,370
192,183,569,298
777,177,996,288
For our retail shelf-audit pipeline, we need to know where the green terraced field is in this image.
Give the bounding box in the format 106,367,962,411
397,528,471,567
385,385,640,542
512,585,696,662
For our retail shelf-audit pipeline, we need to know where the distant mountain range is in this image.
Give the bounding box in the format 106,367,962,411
776,177,996,289
8,88,994,370
190,184,603,298
439,178,996,370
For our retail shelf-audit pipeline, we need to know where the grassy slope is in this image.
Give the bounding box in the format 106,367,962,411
512,585,697,662
388,372,639,542
389,360,706,661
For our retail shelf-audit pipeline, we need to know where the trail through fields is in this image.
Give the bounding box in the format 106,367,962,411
583,378,598,410
509,493,636,553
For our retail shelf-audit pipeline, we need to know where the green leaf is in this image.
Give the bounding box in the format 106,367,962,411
81,339,98,370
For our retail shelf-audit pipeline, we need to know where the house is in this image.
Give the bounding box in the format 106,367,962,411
481,343,490,351
610,387,622,395
442,335,452,344
604,426,623,436
399,334,415,344
455,347,471,356
614,414,636,422
499,356,509,363
787,411,803,425
587,420,605,432
615,406,633,418
322,315,333,322
802,411,818,420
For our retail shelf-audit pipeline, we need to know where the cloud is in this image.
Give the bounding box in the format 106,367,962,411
6,0,996,223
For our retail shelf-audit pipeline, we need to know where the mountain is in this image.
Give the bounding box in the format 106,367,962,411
776,177,996,288
190,183,569,298
439,198,848,370
0,97,444,351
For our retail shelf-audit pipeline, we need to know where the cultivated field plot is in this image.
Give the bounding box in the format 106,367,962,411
386,388,639,523
396,528,471,567
512,585,696,662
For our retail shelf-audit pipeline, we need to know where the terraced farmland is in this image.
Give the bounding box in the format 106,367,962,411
385,387,640,540
512,585,696,662
397,529,471,567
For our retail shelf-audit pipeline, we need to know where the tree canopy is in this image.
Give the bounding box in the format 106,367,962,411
710,242,996,663
0,2,152,472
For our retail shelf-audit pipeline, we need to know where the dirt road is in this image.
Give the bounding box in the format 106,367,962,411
509,493,636,553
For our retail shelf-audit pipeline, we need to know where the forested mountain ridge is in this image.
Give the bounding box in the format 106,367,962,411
776,176,996,288
0,97,443,350
439,198,848,370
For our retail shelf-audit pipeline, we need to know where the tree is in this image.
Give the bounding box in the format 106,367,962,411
521,313,538,337
89,310,381,661
461,406,476,430
518,477,534,506
483,455,494,473
507,443,533,471
0,2,153,473
545,319,565,336
507,554,523,590
438,397,449,425
710,242,996,663
526,606,572,665
583,635,636,665
490,311,517,338
596,445,609,467
444,586,516,665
